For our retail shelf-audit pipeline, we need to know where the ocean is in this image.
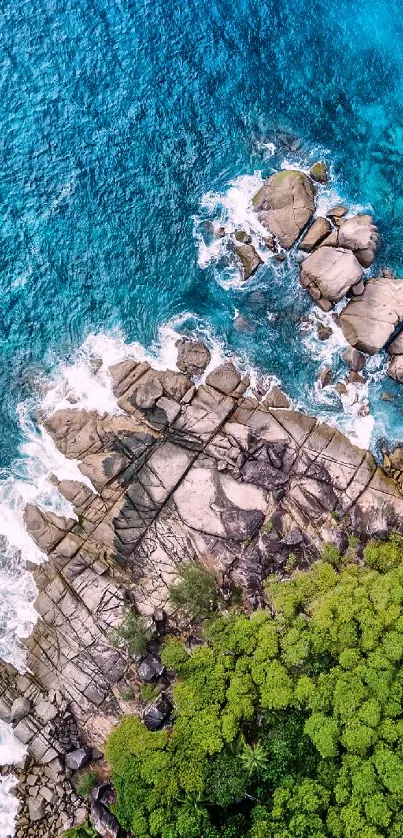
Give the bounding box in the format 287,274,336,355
1,0,403,831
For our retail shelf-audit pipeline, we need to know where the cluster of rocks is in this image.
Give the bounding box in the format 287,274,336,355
3,338,403,834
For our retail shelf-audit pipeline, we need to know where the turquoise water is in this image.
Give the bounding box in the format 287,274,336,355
2,0,403,828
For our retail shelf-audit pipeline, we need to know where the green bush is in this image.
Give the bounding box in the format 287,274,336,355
105,536,403,837
62,824,97,838
168,561,219,621
110,608,152,656
140,683,159,703
75,770,98,798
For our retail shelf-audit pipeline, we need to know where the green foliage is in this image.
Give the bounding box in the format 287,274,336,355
110,608,152,656
140,683,159,703
75,770,98,798
62,825,97,838
106,536,403,838
168,562,219,621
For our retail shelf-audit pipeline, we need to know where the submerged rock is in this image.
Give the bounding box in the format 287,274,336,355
300,246,363,309
252,170,315,249
338,275,403,354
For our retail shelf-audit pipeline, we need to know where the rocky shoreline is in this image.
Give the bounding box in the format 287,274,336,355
3,164,403,837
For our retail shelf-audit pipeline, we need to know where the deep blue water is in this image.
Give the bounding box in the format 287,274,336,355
1,0,403,467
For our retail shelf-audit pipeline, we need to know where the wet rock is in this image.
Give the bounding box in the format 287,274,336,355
318,367,332,388
132,377,163,410
299,217,332,252
381,391,395,402
326,205,348,221
10,697,31,723
300,246,363,308
143,694,173,731
309,161,328,183
388,355,403,384
233,315,255,332
252,170,316,248
248,290,267,313
138,655,164,682
234,230,252,244
264,386,291,408
317,324,333,341
206,362,241,395
65,748,92,771
388,332,403,354
338,275,403,354
323,214,380,267
216,226,226,238
342,347,366,372
176,339,211,378
263,234,276,251
235,243,262,279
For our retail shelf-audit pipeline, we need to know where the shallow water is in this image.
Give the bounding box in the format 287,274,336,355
2,0,403,831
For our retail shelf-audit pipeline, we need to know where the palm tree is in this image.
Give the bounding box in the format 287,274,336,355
240,742,268,776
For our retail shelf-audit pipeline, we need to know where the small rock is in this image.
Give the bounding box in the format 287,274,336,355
65,748,92,771
176,339,211,378
381,391,395,402
299,217,332,252
319,367,332,388
388,332,403,355
263,234,276,251
143,695,173,731
236,243,262,279
317,324,333,341
10,697,31,723
206,362,241,395
28,796,45,822
234,230,252,244
39,786,54,804
138,655,165,683
388,355,403,384
342,347,366,372
347,371,366,385
327,205,348,220
309,161,328,184
274,253,286,262
335,382,347,395
216,226,226,238
264,386,291,409
91,748,103,761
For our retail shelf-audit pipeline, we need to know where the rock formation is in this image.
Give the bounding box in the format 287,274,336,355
252,170,316,248
300,246,364,310
338,275,403,354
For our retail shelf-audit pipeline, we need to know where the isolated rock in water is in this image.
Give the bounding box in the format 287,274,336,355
300,246,363,308
206,362,242,395
388,332,403,354
65,747,92,771
323,214,380,267
234,230,252,244
309,161,328,183
338,276,403,354
252,170,316,248
388,355,403,383
317,324,333,341
318,367,332,388
342,347,366,372
235,243,262,279
264,386,290,408
176,339,211,378
299,217,332,252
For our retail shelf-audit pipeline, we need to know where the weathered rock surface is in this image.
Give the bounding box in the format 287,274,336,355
176,339,211,378
300,246,364,309
299,217,332,252
342,347,366,373
338,276,403,354
235,242,262,279
323,214,380,267
309,161,328,184
388,355,403,383
253,170,316,248
388,332,403,354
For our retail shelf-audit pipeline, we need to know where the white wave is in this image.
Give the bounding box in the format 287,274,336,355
0,774,19,838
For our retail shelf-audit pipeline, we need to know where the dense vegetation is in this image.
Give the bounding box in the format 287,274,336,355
105,536,403,837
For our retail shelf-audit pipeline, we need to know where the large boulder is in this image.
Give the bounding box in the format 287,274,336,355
65,747,92,771
176,339,211,378
338,276,403,354
300,247,364,310
205,362,242,395
388,355,403,383
252,170,316,249
323,214,380,267
299,217,332,252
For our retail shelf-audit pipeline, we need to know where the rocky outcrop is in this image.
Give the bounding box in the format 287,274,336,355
235,242,262,279
299,246,364,310
176,339,211,378
299,217,332,252
309,161,328,184
338,275,403,354
322,214,380,267
252,170,316,248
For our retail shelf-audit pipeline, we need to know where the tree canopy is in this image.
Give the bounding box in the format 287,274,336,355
105,535,403,837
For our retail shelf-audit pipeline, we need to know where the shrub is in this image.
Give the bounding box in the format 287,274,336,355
140,683,159,703
168,562,219,621
62,824,97,838
105,536,403,837
75,770,98,798
110,608,152,656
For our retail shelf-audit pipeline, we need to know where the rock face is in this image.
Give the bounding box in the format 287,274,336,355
176,339,211,378
323,214,380,267
252,170,316,248
300,246,364,310
338,276,403,354
309,161,328,184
